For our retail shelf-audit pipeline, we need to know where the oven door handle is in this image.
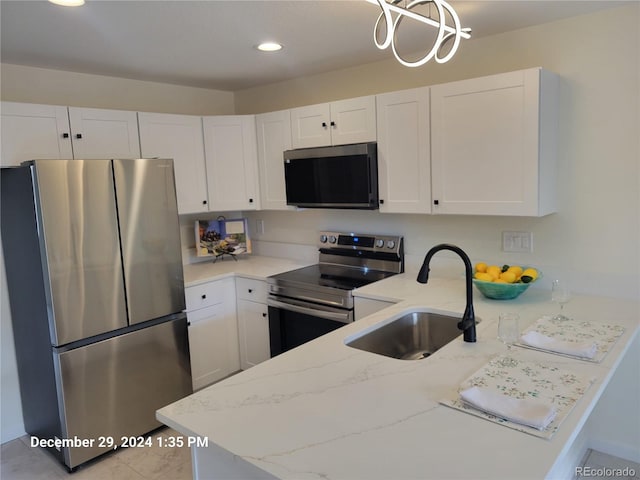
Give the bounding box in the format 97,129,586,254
267,298,352,324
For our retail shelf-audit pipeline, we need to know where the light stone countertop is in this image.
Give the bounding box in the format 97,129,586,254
161,257,639,479
182,255,312,287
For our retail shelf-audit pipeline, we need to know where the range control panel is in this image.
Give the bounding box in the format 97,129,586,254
318,231,403,255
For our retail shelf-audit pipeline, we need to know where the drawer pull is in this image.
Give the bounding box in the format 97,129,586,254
262,313,267,317
248,289,253,293
201,294,206,299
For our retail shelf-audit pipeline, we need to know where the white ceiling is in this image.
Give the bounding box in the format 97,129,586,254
0,0,628,91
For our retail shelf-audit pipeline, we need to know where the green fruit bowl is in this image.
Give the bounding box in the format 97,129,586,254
472,268,541,300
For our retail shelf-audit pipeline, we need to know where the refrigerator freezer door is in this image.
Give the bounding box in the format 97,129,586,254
33,159,128,346
113,159,185,325
54,316,192,469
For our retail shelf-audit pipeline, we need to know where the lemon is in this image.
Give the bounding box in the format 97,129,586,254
521,268,538,281
500,271,517,283
507,265,523,277
494,278,508,284
475,262,488,273
474,272,494,282
486,265,501,280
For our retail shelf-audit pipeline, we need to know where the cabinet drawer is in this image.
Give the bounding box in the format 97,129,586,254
236,277,267,303
185,279,231,311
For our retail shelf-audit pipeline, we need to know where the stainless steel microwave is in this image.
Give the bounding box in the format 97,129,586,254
283,142,378,209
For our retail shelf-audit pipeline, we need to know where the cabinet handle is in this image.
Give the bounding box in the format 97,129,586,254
330,121,336,127
62,133,69,139
76,133,83,139
249,198,253,203
434,200,439,205
248,289,253,293
379,199,385,205
201,294,207,299
262,313,267,318
202,200,207,205
322,122,327,128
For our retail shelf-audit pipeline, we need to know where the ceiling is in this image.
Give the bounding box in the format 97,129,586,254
0,0,628,91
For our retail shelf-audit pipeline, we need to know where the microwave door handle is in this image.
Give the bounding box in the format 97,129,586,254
267,298,351,324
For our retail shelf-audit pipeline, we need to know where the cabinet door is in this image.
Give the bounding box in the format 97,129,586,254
290,103,331,149
202,115,259,211
68,107,140,159
431,68,557,216
256,110,293,210
329,96,377,146
237,299,270,370
138,112,209,214
1,102,73,166
187,279,239,390
376,88,431,213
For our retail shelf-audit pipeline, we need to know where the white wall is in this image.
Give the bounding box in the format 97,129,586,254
238,4,640,300
1,63,235,115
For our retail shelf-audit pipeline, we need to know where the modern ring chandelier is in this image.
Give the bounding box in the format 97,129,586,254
366,0,471,67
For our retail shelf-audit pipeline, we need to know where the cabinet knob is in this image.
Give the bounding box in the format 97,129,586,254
62,133,69,139
434,200,439,205
330,121,336,127
249,198,253,203
262,313,267,318
202,200,207,205
201,294,206,299
321,122,327,128
379,199,385,205
75,133,83,139
248,289,253,293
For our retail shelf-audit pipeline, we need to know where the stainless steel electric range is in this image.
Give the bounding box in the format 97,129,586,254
267,231,404,357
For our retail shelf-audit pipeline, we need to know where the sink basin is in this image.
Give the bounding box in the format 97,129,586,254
345,309,480,360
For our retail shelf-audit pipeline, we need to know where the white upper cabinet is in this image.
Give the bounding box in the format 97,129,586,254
376,87,431,214
291,96,376,149
202,115,260,211
138,112,209,214
67,107,140,159
1,102,73,166
256,110,293,210
430,67,558,216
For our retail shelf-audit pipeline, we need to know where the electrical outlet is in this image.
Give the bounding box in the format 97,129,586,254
502,231,533,253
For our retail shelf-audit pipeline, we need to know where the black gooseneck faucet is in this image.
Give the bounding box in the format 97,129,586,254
416,244,477,343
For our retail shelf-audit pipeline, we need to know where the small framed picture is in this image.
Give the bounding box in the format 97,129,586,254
195,218,251,258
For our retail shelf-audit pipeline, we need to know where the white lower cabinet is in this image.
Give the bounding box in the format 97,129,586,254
186,277,239,390
236,277,270,370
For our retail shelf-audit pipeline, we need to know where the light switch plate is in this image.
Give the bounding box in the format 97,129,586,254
502,231,533,253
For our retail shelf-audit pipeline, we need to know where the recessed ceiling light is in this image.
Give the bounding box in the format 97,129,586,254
256,42,283,52
48,0,85,6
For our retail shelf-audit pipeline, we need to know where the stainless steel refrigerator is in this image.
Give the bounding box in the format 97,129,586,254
1,159,192,470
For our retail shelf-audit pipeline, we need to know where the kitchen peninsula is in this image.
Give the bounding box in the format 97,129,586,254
158,263,639,480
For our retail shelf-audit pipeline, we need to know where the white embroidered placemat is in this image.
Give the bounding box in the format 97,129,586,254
515,316,625,363
440,355,594,439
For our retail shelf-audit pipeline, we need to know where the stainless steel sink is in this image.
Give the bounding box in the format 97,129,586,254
345,310,480,360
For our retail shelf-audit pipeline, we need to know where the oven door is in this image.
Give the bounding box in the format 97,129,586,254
267,296,353,357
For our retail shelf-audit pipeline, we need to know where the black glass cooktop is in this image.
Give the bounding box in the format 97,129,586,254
269,264,397,291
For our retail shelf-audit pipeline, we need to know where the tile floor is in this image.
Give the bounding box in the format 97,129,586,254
576,450,640,480
0,427,192,480
2,431,639,480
